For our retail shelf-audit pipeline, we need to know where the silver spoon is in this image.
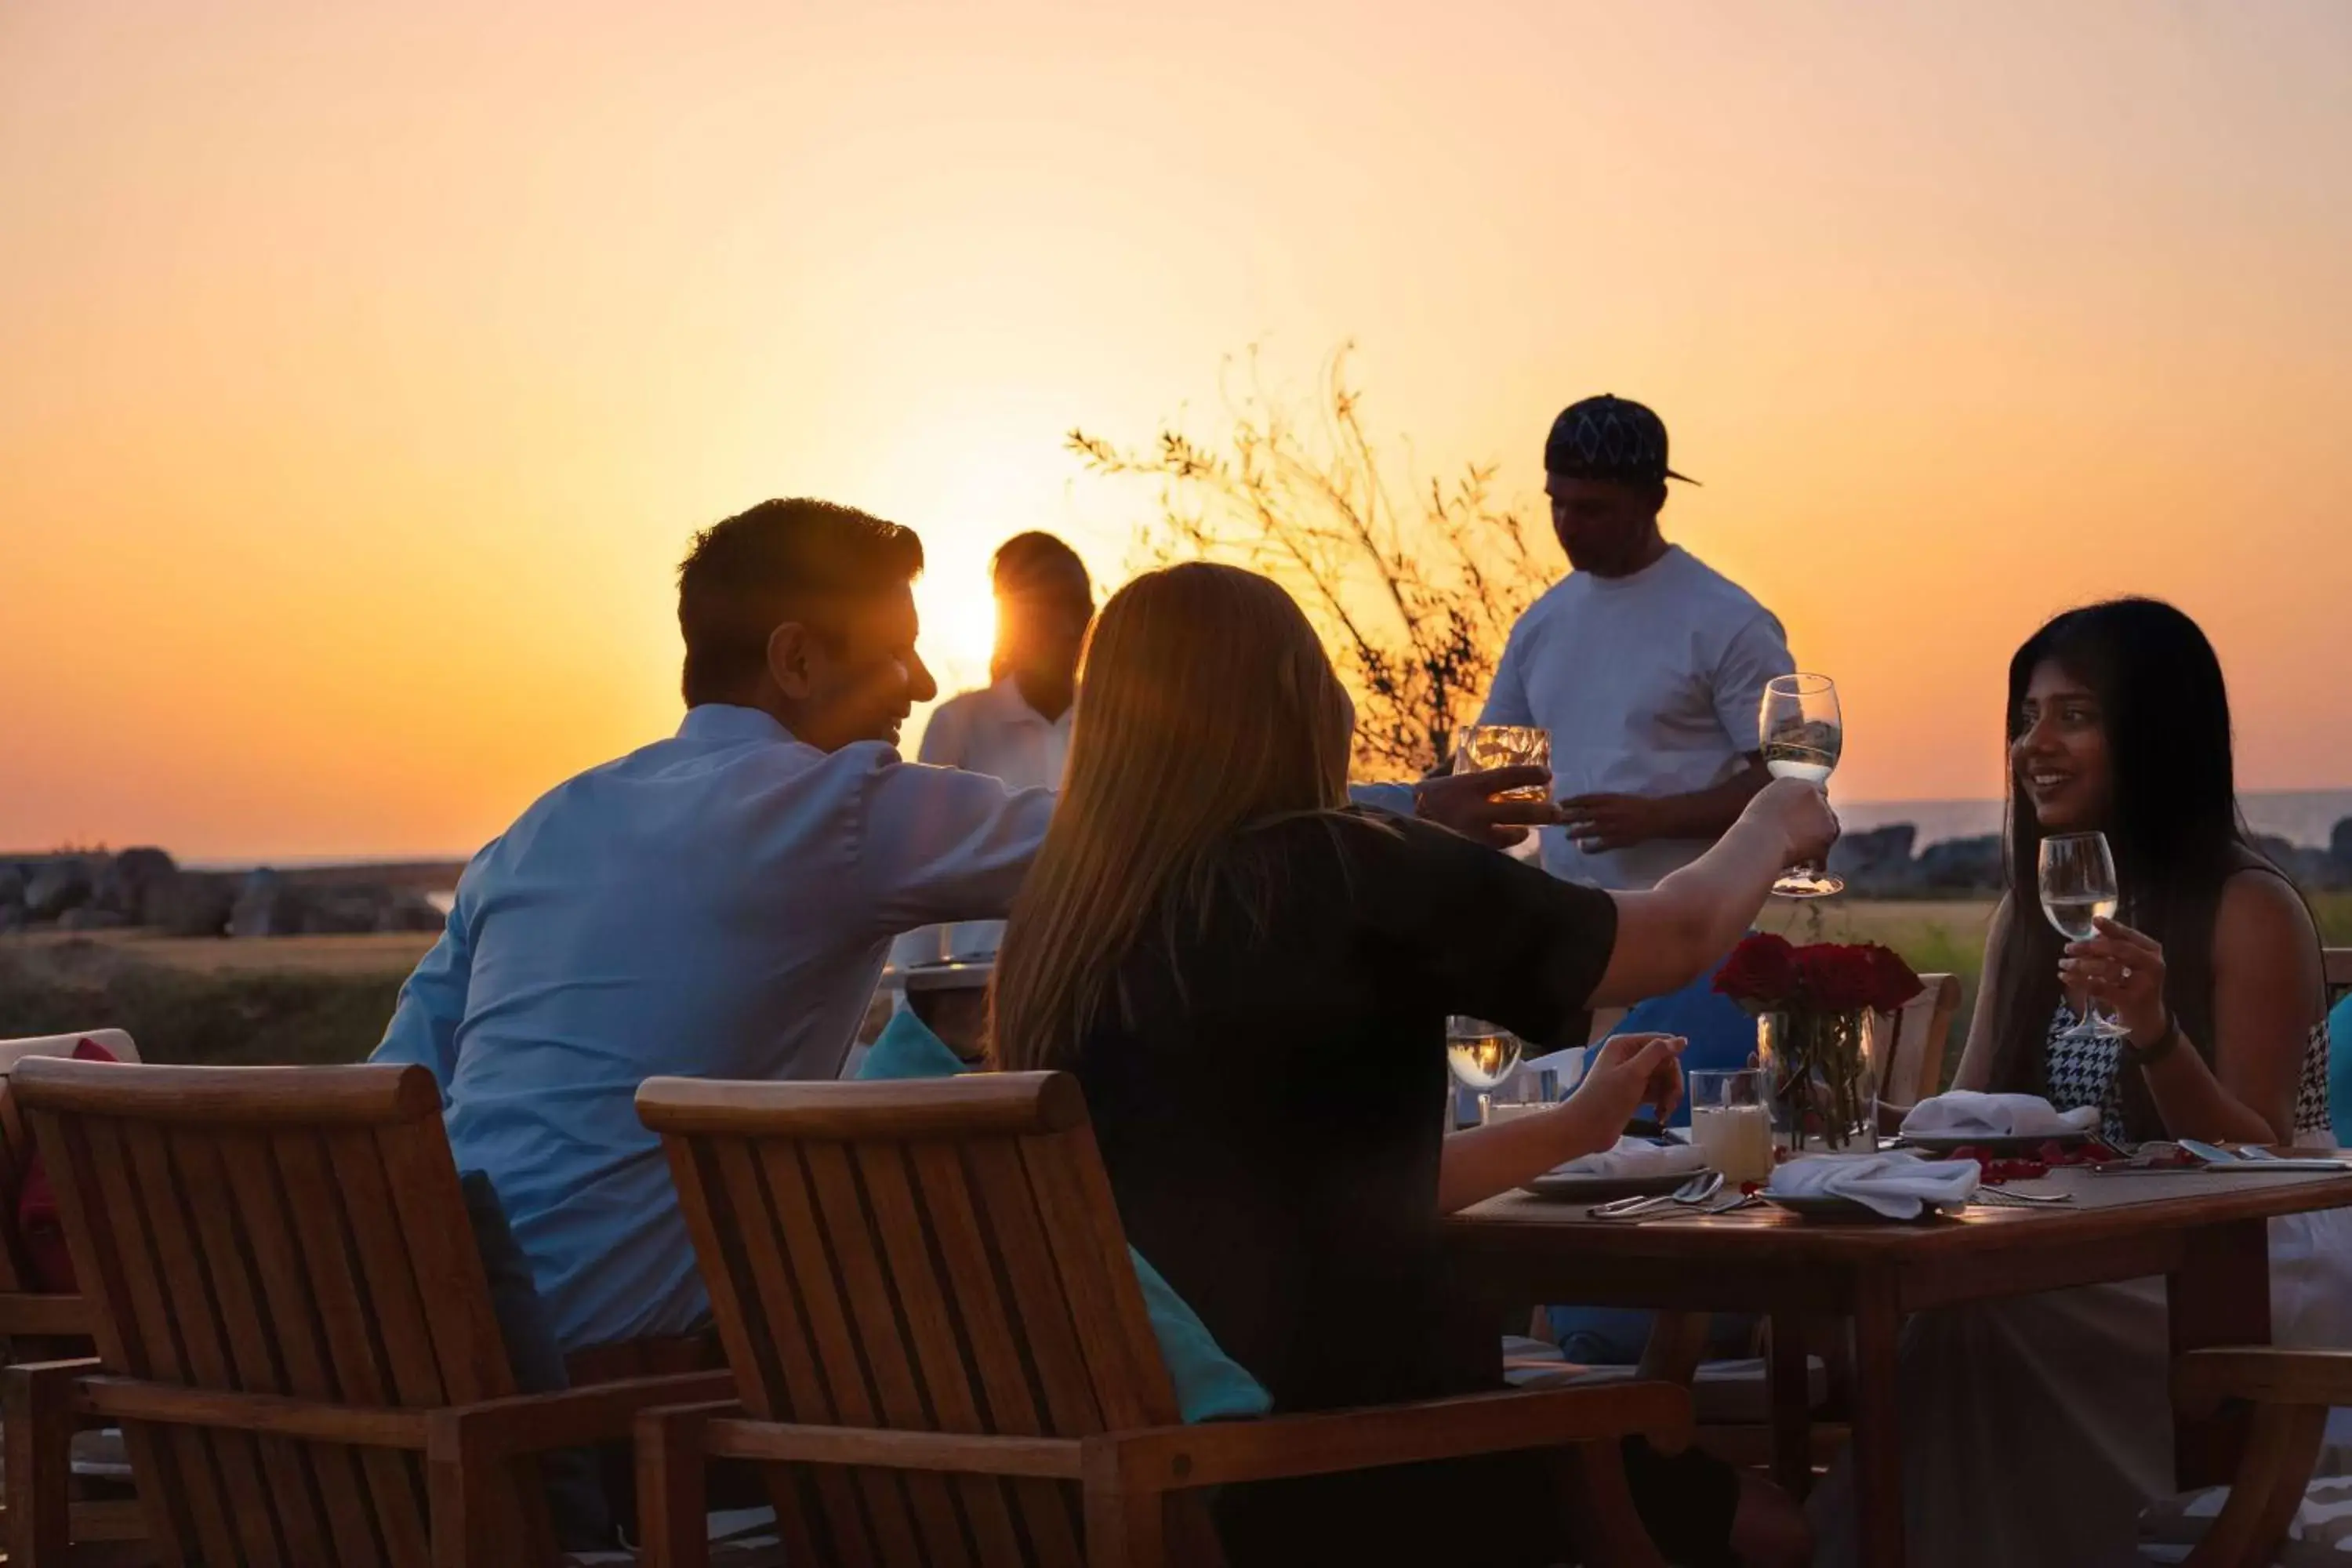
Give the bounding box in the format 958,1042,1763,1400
1589,1171,1724,1221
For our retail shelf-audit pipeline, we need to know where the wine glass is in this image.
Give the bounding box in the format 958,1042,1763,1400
2038,832,2130,1041
1759,673,1844,898
1454,726,1552,801
1446,1015,1523,1126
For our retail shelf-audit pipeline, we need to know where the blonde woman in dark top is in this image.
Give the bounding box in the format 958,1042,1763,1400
991,562,1831,1568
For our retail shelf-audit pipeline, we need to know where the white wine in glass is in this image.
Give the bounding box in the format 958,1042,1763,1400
2038,831,2131,1040
1454,726,1552,802
1760,673,1844,898
1446,1016,1523,1125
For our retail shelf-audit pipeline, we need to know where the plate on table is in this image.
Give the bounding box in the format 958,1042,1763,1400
1759,1193,1965,1223
1897,1131,2092,1158
1521,1170,1701,1203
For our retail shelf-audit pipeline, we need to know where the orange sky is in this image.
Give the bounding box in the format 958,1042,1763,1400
5,2,2350,858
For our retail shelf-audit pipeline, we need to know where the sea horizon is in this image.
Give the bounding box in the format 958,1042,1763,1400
142,786,2352,871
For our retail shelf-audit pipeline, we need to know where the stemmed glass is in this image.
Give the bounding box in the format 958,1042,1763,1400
2039,832,2131,1040
1454,726,1552,800
1446,1015,1523,1126
1759,674,1844,898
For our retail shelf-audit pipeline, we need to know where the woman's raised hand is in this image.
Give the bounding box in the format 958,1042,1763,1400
1744,777,1841,869
1572,1032,1688,1131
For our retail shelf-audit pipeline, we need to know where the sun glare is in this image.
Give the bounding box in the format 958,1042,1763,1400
915,577,1000,702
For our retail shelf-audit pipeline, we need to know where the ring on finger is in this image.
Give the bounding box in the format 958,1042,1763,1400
2121,964,2134,981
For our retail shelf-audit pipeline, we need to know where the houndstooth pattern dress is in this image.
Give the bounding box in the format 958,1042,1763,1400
2045,1005,2335,1145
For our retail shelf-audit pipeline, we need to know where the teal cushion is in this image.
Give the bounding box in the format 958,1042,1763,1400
856,1010,1272,1422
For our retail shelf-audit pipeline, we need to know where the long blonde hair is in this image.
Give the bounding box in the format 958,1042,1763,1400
990,563,1355,1069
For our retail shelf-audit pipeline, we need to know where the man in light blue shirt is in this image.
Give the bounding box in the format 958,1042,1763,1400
376,499,1057,1351
378,496,1557,1356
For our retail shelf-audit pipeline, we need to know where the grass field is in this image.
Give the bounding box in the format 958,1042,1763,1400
5,893,2345,1071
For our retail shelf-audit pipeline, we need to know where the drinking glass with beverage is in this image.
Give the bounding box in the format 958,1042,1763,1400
1454,726,1552,801
1446,1015,1523,1126
2038,831,2131,1041
1689,1068,1777,1185
1759,673,1844,898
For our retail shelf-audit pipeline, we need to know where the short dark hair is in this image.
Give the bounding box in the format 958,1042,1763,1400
677,498,924,706
991,531,1091,598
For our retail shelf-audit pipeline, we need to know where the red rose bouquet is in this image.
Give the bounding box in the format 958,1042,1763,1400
1714,935,1922,1151
1714,936,1922,1015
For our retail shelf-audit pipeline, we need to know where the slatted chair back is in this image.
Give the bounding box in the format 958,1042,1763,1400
1877,972,1963,1109
10,1058,553,1568
0,1080,41,1300
638,1070,1181,1568
0,1032,140,1325
2326,948,2351,1000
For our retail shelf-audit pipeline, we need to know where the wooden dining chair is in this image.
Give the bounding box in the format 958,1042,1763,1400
631,1070,1695,1568
2139,1346,2352,1566
2,1057,734,1567
1875,972,1962,1112
2325,948,2352,999
0,1033,147,1560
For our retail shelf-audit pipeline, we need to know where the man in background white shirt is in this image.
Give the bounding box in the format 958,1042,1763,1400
1480,394,1794,891
896,532,1093,967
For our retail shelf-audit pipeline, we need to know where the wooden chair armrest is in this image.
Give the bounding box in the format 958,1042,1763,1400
1096,1379,1693,1494
5,1358,103,1564
2176,1348,2352,1417
432,1370,738,1464
4,1356,101,1398
0,1293,93,1339
633,1400,750,1568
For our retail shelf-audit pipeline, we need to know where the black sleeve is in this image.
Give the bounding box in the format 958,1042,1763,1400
1334,812,1619,1047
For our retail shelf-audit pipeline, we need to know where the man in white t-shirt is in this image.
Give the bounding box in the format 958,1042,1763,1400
1479,394,1795,892
1486,396,1795,1367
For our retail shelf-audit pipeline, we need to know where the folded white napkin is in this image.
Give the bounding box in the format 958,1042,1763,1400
1766,1153,1980,1218
1901,1091,2102,1140
1550,1137,1709,1181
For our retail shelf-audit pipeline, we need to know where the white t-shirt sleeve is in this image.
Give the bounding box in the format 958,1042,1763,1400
1476,615,1538,728
1711,612,1797,753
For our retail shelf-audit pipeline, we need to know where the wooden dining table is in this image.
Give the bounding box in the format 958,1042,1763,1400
1445,1162,2352,1568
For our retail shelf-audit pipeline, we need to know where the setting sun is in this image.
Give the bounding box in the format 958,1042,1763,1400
913,575,1001,711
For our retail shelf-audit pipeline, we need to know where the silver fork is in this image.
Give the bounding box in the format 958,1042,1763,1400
1971,1186,2074,1207
1588,1171,1724,1221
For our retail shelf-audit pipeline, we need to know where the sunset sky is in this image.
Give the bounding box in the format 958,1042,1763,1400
5,2,2350,858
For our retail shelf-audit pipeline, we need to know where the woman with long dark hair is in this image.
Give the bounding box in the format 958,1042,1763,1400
1812,597,2343,1567
991,561,1828,1567
1965,597,2330,1144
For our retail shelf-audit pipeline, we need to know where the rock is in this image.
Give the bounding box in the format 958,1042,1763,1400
1914,834,2005,893
2254,834,2339,893
153,873,238,937
92,847,178,921
22,859,94,920
228,869,291,938
230,872,442,937
294,889,389,936
56,906,130,932
375,889,449,933
1827,825,1918,895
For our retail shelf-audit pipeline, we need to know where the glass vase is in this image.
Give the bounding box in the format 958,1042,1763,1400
1758,1007,1883,1154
